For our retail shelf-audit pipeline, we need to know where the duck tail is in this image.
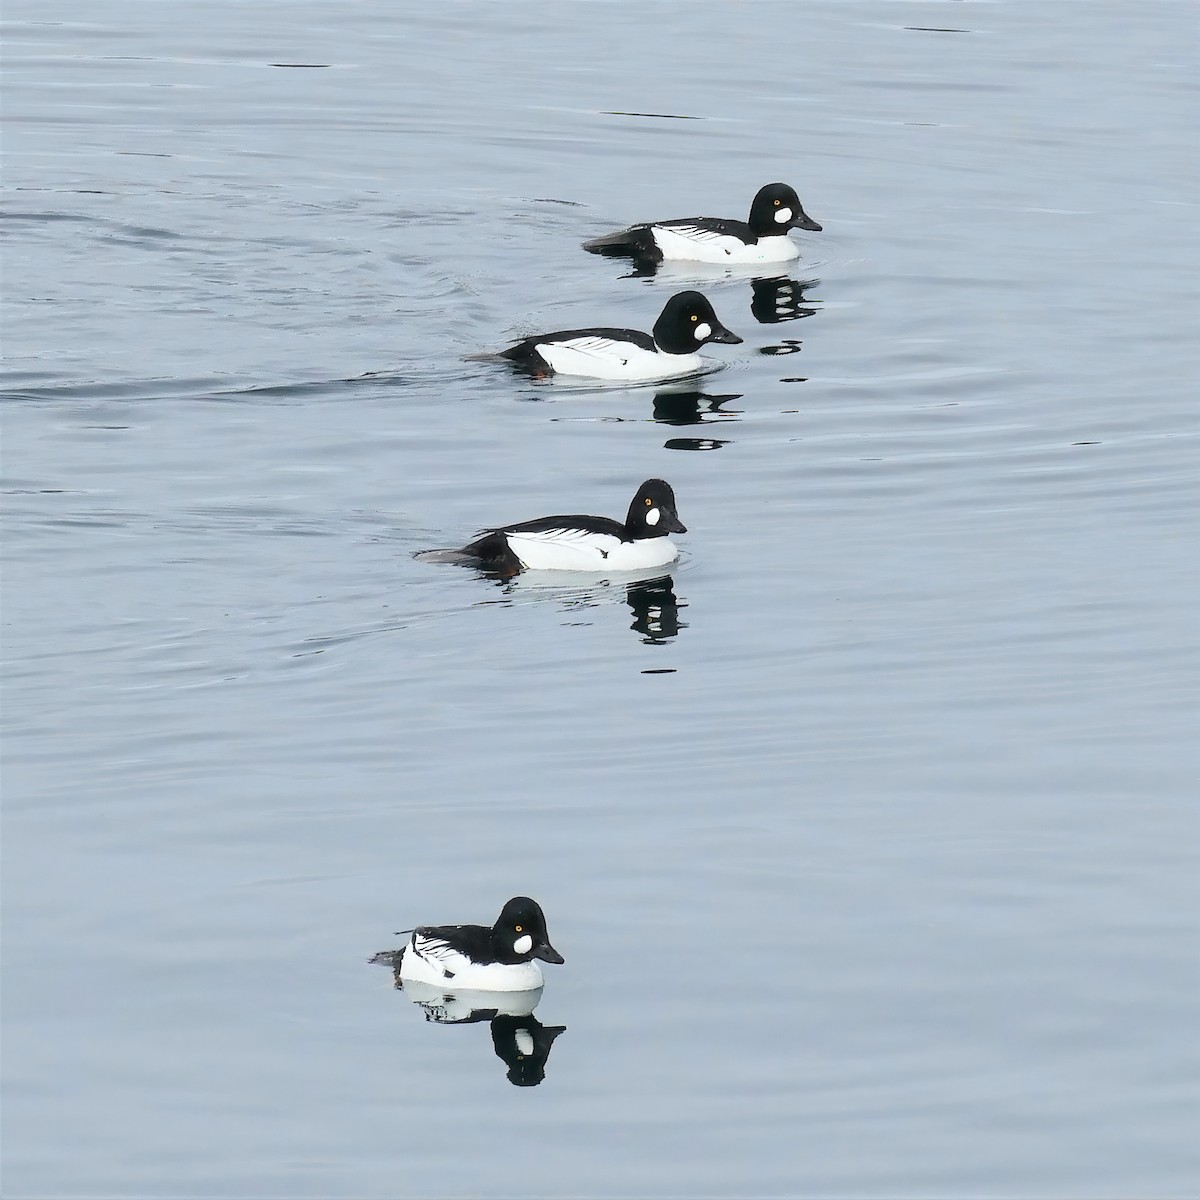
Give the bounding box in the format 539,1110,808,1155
413,547,482,566
582,225,657,259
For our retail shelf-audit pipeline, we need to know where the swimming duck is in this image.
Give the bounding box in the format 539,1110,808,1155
381,897,564,992
499,291,741,382
583,182,821,266
420,479,687,576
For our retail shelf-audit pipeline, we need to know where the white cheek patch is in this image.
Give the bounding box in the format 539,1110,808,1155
774,207,792,224
514,1029,535,1056
694,321,711,341
513,934,533,955
645,507,660,527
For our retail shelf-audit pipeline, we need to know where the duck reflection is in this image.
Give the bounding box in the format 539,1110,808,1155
471,567,688,646
652,387,742,426
491,1014,568,1087
627,574,685,644
750,276,819,325
371,960,568,1088
613,258,820,328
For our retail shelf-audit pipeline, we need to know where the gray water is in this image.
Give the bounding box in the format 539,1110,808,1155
3,2,1197,1197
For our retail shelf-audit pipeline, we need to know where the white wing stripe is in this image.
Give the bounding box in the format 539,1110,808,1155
541,336,624,359
508,528,609,544
410,933,462,976
657,224,727,244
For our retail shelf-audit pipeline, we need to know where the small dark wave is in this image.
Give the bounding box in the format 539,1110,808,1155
601,111,703,120
1,370,437,406
1,210,98,224
0,376,234,403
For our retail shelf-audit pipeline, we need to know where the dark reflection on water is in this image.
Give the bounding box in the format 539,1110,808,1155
664,436,727,452
749,276,820,325
652,388,742,426
490,1015,568,1088
370,959,567,1088
759,338,804,357
627,574,684,644
612,257,820,328
465,571,690,645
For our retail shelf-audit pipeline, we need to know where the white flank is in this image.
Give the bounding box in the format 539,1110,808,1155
652,224,799,264
504,527,680,573
537,335,704,382
774,206,793,224
400,932,546,991
514,1029,535,1057
512,934,533,955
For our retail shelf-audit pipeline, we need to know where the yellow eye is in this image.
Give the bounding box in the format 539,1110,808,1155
773,198,781,205
645,497,652,506
514,924,523,932
690,314,698,321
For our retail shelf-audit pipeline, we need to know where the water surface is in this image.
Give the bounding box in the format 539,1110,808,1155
3,1,1198,1196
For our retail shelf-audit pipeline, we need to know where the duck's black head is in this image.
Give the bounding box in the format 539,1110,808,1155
652,290,743,355
749,182,822,236
624,478,687,540
492,896,564,966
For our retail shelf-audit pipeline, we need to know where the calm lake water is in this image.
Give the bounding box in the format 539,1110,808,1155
3,2,1197,1197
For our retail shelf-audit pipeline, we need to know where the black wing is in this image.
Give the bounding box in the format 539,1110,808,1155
415,922,492,964
500,513,626,538
460,515,625,574
657,216,754,242
584,216,755,262
501,326,657,364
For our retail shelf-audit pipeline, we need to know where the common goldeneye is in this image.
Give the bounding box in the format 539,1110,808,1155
380,896,564,992
498,290,741,382
583,182,822,266
418,478,687,576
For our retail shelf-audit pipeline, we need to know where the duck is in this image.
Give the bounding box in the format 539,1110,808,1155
583,182,822,266
381,897,564,993
418,478,686,576
498,290,741,382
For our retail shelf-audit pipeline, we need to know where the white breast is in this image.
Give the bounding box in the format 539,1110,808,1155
399,933,546,991
505,527,680,573
651,225,800,264
535,335,704,382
